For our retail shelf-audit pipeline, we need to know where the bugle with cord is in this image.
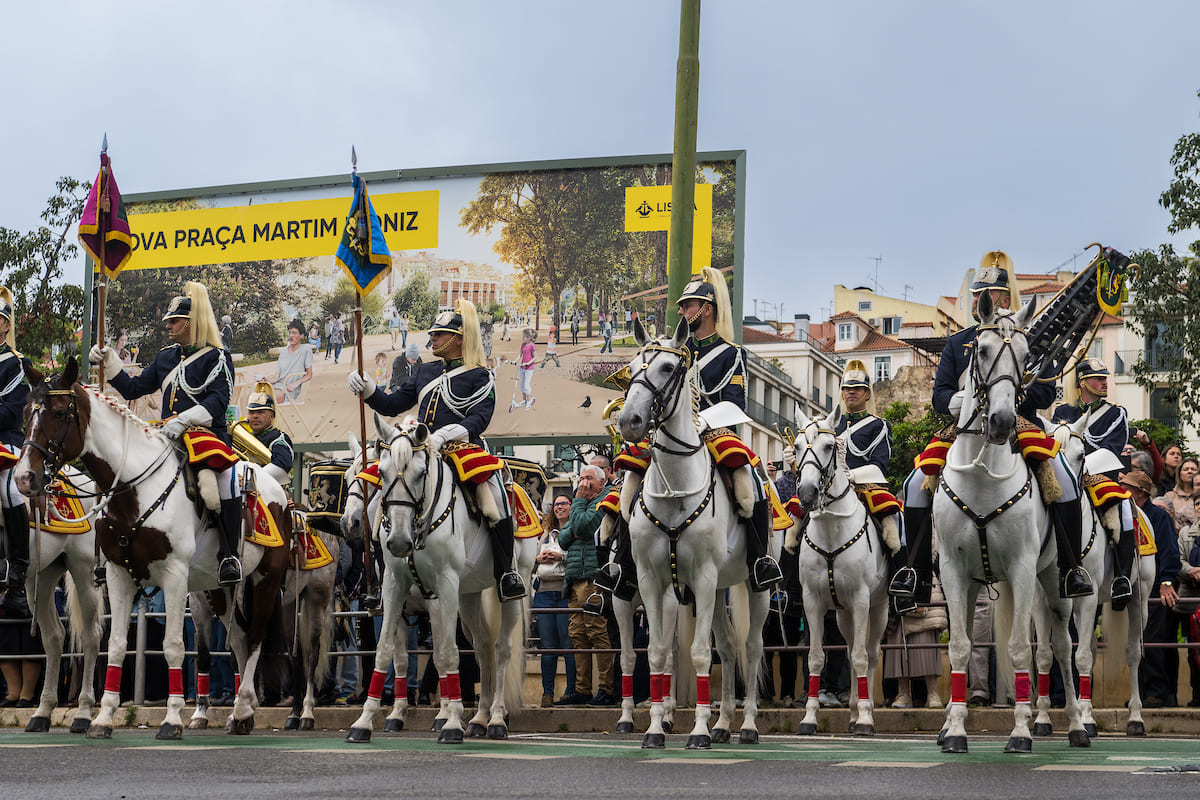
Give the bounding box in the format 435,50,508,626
601,365,633,450
229,420,273,466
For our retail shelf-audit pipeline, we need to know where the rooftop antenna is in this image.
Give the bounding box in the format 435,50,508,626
866,255,882,292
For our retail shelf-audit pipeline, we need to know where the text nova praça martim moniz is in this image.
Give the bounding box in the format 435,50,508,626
130,210,421,252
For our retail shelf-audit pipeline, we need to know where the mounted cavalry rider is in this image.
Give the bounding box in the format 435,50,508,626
90,282,243,586
243,380,294,489
0,288,32,596
902,251,1093,601
1050,358,1137,609
831,360,911,611
346,299,526,602
596,268,783,596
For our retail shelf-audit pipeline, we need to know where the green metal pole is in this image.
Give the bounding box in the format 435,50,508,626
666,0,700,333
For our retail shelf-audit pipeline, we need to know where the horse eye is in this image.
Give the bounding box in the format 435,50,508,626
53,409,67,420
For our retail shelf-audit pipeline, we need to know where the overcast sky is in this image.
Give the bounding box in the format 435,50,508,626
4,0,1198,324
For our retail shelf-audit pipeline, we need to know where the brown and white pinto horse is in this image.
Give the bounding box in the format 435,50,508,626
14,357,291,739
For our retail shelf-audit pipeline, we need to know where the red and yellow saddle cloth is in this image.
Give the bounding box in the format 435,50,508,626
508,482,541,539
856,485,902,516
32,479,90,535
1133,506,1158,557
914,422,1060,475
0,443,17,471
597,475,792,532
614,439,651,474
704,428,758,470
295,528,335,570
181,429,239,470
442,442,504,485
1082,474,1130,513
242,492,286,548
355,463,382,487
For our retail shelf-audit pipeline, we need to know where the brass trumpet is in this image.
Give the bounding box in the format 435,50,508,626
601,365,633,450
230,420,273,466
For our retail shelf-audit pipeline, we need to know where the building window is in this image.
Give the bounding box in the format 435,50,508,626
874,355,891,382
858,300,872,312
837,323,853,342
882,316,903,335
1087,338,1103,362
1150,388,1179,432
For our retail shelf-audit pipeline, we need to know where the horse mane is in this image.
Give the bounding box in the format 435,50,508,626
81,383,163,442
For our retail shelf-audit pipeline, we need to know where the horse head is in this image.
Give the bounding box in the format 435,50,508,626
339,431,380,542
375,413,433,559
16,356,87,499
972,290,1037,444
793,404,845,512
618,316,691,444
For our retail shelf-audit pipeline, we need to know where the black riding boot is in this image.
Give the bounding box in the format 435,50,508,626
361,537,385,615
1050,498,1092,599
216,498,244,587
489,518,526,601
1,504,30,590
1110,520,1136,612
747,499,782,592
901,504,935,604
594,515,638,601
888,542,919,615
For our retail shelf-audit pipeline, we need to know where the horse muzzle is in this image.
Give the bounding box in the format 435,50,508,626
987,410,1015,445
14,468,40,499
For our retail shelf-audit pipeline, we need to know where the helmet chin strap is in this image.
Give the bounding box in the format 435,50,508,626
683,305,706,333
432,334,461,359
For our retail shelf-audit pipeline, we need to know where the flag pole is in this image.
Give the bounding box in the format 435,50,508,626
96,135,109,391
351,146,374,606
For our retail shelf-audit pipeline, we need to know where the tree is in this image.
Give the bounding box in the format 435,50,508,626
391,271,439,329
881,401,951,494
1126,90,1200,430
0,177,90,360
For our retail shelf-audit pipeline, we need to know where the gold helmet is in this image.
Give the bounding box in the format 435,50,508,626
430,299,485,368
971,250,1022,312
840,359,871,390
246,380,277,414
675,266,734,341
164,281,223,348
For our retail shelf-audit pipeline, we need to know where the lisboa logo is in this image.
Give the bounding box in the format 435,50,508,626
636,200,654,217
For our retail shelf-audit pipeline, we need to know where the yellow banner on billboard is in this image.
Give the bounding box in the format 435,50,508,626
110,190,440,271
624,184,712,271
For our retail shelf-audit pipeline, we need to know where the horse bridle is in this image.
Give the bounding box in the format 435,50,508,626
963,319,1028,433
378,433,454,550
23,388,82,489
628,342,702,457
795,424,852,511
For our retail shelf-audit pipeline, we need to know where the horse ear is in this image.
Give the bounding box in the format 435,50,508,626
374,412,396,443
977,289,994,323
794,401,811,431
825,405,842,429
413,423,429,446
349,431,361,458
671,316,689,349
23,359,44,388
1070,413,1089,436
1014,296,1037,329
633,316,649,347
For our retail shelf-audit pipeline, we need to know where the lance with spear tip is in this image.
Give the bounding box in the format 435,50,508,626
96,134,110,390
351,145,376,608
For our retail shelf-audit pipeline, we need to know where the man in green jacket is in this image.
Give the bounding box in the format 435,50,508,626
553,464,617,707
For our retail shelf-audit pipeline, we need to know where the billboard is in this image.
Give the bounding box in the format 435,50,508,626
90,152,745,446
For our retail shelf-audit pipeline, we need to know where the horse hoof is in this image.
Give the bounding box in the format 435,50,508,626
1032,722,1053,737
1127,721,1146,737
345,726,373,744
1004,736,1032,754
431,718,447,733
739,729,759,745
24,716,50,733
437,727,464,744
686,734,711,750
284,716,300,731
710,728,730,744
383,718,404,733
661,720,673,734
852,724,874,737
299,718,315,731
1084,723,1098,739
615,721,635,734
230,715,254,735
466,722,487,738
1068,729,1091,748
641,732,666,749
941,735,968,754
487,724,508,740
69,718,90,735
187,718,209,730
156,723,183,741
86,725,112,739
796,723,817,736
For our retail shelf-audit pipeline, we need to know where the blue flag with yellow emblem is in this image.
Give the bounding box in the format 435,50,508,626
335,173,392,294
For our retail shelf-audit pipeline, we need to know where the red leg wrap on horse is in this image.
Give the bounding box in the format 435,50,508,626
1079,675,1091,701
395,676,407,698
234,674,241,693
369,670,387,699
439,675,449,699
857,676,869,700
950,671,967,704
650,673,663,704
1014,670,1030,704
663,674,671,696
1038,672,1051,697
696,674,710,706
446,672,461,702
197,673,210,698
169,668,183,699
809,674,821,700
105,665,122,694
622,675,633,699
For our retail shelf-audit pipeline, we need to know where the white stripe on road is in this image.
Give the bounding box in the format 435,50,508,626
836,761,940,768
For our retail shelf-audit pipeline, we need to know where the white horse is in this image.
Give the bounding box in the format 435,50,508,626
933,293,1065,754
789,407,889,736
19,467,105,735
14,358,291,739
359,417,535,744
1032,418,1154,738
619,318,771,749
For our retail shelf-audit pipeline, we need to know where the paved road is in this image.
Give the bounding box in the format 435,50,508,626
4,729,1199,799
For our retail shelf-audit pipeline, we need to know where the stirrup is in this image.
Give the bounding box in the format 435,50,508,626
1059,566,1093,599
751,557,783,592
889,566,918,598
581,591,607,617
770,589,790,615
218,556,243,587
0,560,25,590
93,561,107,587
498,571,526,602
361,590,383,616
593,562,621,594
891,595,918,615
1110,575,1132,610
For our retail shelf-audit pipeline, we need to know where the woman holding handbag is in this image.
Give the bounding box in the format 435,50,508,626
1173,495,1200,705
532,501,577,706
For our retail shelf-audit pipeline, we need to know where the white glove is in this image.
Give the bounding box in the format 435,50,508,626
89,344,123,381
948,390,965,416
782,445,795,466
427,423,469,453
159,405,212,440
347,370,376,399
160,418,188,440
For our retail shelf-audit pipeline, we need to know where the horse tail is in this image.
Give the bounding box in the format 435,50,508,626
1102,592,1130,672
63,571,84,656
676,600,697,706
307,579,334,690
727,583,751,692
504,594,530,712
993,581,1016,704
